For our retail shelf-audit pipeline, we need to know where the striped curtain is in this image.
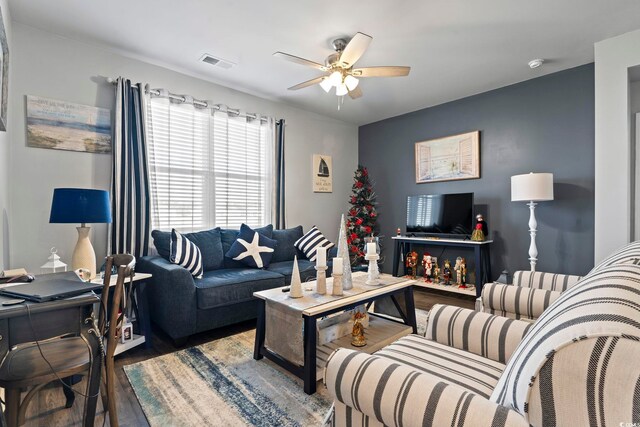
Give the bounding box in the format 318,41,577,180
274,119,286,229
109,78,151,257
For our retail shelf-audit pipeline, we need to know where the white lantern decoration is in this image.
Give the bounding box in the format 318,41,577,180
40,247,68,273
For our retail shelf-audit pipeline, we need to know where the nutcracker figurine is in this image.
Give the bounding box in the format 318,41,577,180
459,258,468,288
422,254,433,282
443,259,452,285
351,311,367,347
405,251,419,279
471,214,487,241
454,256,463,285
432,257,440,284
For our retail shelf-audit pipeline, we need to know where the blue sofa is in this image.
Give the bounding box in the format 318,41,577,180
137,225,335,345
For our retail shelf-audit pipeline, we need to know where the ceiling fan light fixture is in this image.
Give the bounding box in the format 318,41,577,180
336,83,348,97
319,78,333,93
344,75,359,91
328,71,343,86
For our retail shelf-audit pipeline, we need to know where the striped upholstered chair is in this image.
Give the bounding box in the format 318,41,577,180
324,252,640,426
479,270,583,322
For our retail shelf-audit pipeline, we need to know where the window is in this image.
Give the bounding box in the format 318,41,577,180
147,97,274,232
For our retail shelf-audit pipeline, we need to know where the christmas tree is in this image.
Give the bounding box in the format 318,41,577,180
346,165,379,265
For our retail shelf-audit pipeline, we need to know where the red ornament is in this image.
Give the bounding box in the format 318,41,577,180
350,245,358,253
350,233,358,241
355,181,364,188
350,196,356,203
370,212,376,218
349,208,357,216
362,168,368,176
364,226,372,234
356,218,364,225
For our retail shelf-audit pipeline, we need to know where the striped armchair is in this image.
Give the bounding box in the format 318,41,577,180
479,270,582,322
324,241,640,427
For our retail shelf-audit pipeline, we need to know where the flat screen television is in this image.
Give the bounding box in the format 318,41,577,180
406,192,474,237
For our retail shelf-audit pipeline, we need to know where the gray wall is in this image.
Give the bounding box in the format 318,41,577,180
359,64,595,277
8,23,358,272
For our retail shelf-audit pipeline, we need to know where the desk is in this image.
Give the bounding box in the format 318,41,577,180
392,236,493,297
0,292,101,427
90,272,153,354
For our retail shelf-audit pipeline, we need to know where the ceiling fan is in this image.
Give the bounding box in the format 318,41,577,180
274,32,410,99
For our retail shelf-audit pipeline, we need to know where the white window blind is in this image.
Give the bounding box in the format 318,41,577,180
147,96,274,232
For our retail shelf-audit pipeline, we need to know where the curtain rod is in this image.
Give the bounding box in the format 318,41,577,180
107,77,270,123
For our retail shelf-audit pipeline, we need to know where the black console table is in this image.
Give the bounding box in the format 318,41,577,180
391,236,493,297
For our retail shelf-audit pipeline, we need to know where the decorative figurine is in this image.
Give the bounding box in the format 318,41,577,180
405,251,419,279
396,227,401,236
459,258,468,288
443,259,452,285
432,257,440,284
454,256,463,286
422,254,433,282
351,311,367,347
471,214,488,241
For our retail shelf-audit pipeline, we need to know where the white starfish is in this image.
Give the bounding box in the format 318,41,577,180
233,232,274,268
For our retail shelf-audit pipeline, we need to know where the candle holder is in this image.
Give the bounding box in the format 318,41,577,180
315,265,328,295
365,252,380,285
364,236,381,286
332,273,344,296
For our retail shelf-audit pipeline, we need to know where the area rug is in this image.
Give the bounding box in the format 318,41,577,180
124,309,429,426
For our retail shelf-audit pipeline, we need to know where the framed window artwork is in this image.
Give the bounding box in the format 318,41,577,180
415,131,480,183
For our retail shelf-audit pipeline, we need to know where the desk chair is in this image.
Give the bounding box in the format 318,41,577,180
0,254,134,427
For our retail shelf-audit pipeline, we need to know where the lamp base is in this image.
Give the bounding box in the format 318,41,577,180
72,226,97,279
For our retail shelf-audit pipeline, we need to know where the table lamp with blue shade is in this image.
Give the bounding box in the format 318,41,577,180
50,188,112,279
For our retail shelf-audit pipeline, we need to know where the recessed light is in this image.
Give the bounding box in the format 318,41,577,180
528,59,545,69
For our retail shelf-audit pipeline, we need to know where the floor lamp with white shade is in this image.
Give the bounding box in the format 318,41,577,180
511,172,554,272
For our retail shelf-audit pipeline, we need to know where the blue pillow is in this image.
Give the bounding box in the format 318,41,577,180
225,224,277,268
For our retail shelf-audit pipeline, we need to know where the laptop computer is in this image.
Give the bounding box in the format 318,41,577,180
0,271,103,302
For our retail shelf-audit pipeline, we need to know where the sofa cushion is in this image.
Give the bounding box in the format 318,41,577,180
271,226,304,263
376,334,505,399
220,224,274,269
195,268,284,310
267,259,316,285
169,229,203,278
294,226,334,262
225,224,277,269
152,228,224,271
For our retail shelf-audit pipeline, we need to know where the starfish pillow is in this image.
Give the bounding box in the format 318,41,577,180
225,224,277,269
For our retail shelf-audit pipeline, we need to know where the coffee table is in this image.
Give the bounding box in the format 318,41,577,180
253,272,417,394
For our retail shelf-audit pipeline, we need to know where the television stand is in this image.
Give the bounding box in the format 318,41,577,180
391,236,493,297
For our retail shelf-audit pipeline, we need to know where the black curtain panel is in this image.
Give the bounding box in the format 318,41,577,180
275,119,286,229
110,78,151,257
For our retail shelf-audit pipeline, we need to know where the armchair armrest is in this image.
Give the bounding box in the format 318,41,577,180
512,270,582,291
481,282,562,321
425,304,532,363
137,256,197,340
324,349,528,427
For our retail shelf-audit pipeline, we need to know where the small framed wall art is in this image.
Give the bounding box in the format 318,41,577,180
312,154,332,193
415,131,480,183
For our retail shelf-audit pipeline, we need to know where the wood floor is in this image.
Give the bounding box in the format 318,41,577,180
16,288,475,426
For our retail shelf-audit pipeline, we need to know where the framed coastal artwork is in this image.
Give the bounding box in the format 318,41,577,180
0,5,9,132
26,95,112,154
415,131,480,183
312,154,332,193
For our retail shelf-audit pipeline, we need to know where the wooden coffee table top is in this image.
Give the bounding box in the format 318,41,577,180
254,272,415,317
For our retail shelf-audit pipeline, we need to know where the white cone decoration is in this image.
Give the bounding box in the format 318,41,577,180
336,214,353,290
289,255,303,298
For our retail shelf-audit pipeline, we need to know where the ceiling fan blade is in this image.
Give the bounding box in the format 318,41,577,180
352,66,411,78
348,86,363,99
274,52,327,71
338,32,373,68
288,75,327,90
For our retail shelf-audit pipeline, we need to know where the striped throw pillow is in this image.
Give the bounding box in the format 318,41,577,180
294,226,334,262
170,229,203,278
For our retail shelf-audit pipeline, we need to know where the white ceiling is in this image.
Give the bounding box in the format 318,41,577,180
8,0,640,125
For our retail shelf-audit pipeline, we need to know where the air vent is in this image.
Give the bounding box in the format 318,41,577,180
199,54,235,70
